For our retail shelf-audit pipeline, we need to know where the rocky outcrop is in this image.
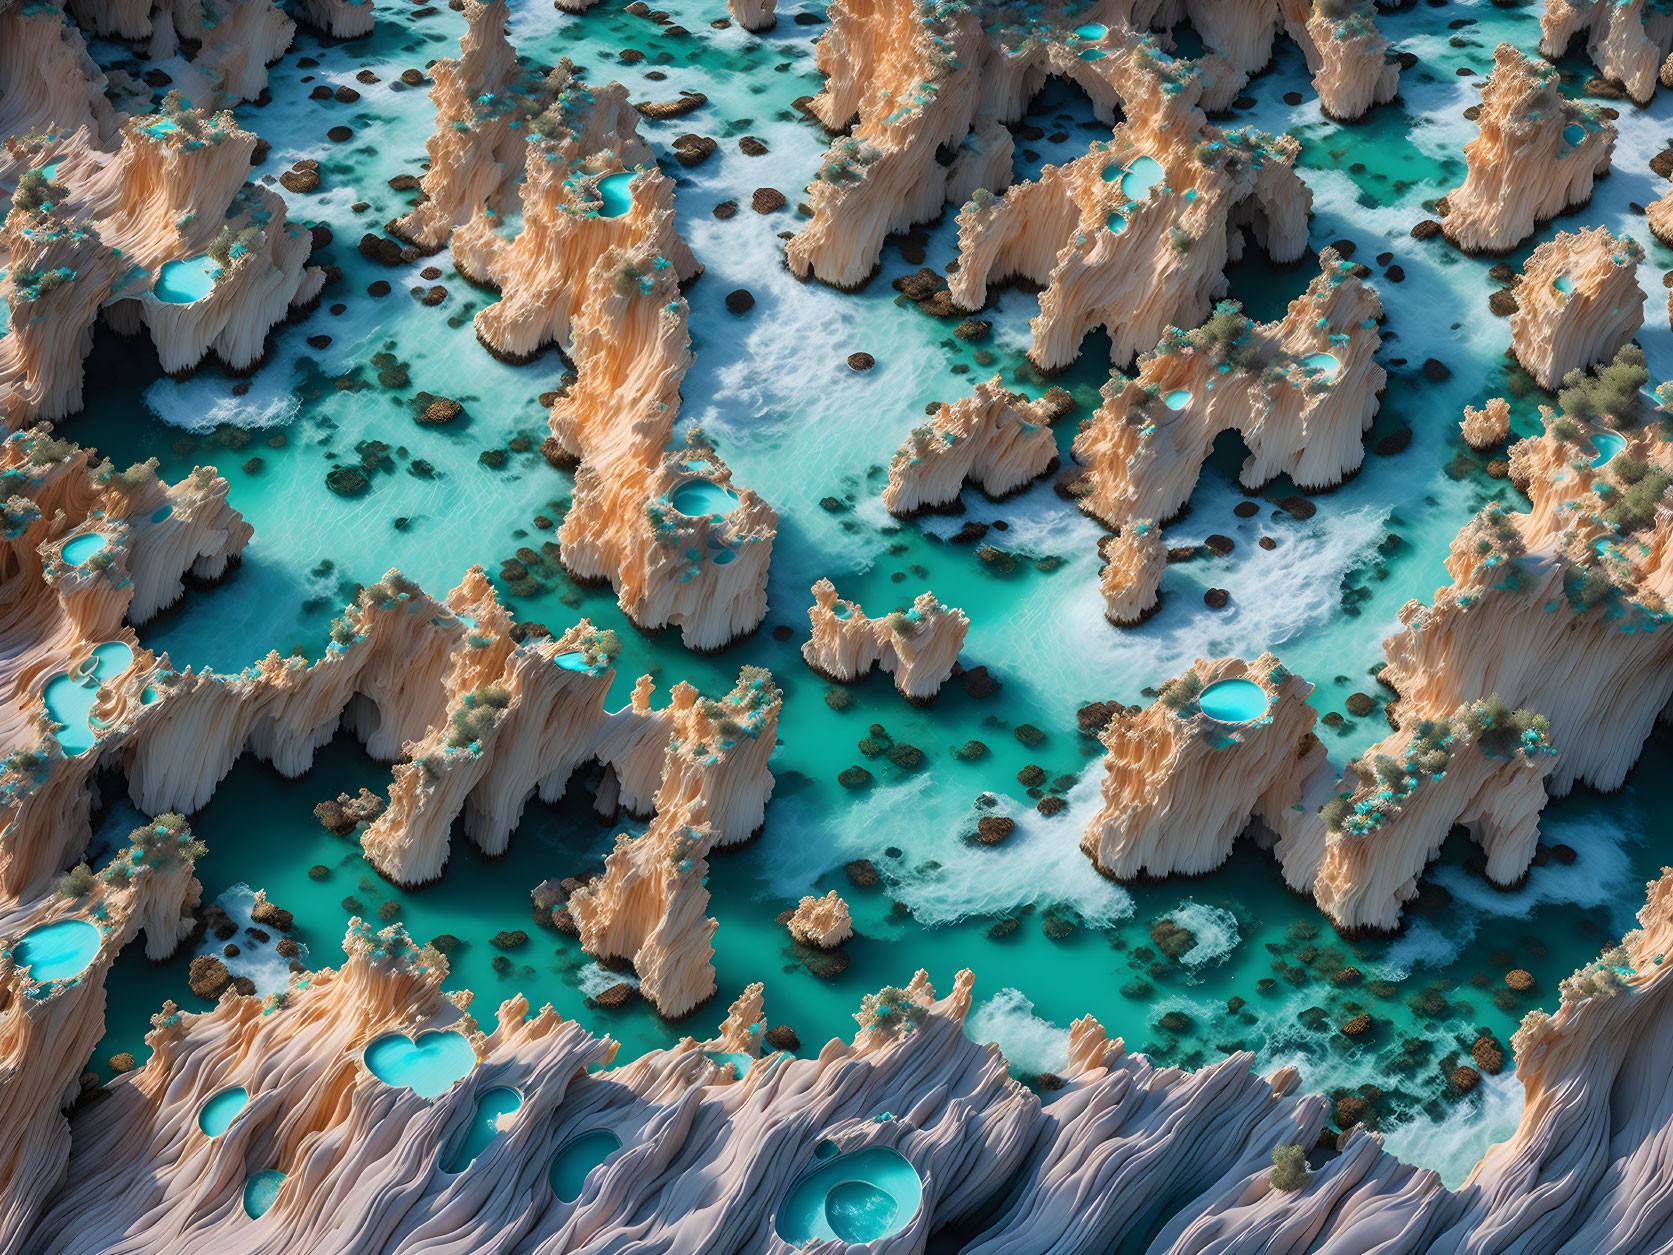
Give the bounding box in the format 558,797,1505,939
948,64,1311,371
389,9,649,255
1269,697,1557,934
1073,250,1384,530
1186,0,1399,121
0,104,323,423
65,0,296,103
1540,0,1673,104
1461,396,1511,451
801,578,968,703
728,0,774,32
883,377,1069,516
1442,44,1615,254
1081,655,1322,880
1099,521,1166,626
0,0,122,146
786,890,853,949
294,0,373,37
1506,226,1644,389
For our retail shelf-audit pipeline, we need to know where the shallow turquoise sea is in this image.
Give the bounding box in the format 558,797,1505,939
61,0,1673,1183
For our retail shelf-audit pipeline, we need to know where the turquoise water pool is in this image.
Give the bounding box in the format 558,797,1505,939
153,256,219,305
443,1086,521,1171
669,481,739,519
43,641,134,756
150,504,174,523
36,162,59,180
1163,389,1192,410
553,652,595,672
1105,211,1126,233
1119,156,1165,201
598,172,634,218
1553,274,1574,294
703,1050,756,1077
61,533,108,565
548,1130,621,1203
1300,351,1341,379
775,1146,923,1246
1197,678,1269,724
1592,431,1626,467
1563,123,1586,147
12,918,101,981
242,1170,285,1218
1072,23,1106,40
363,1029,476,1097
198,1087,249,1136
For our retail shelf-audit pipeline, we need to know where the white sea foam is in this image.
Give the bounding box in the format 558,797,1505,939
966,987,1071,1075
1379,1070,1522,1190
577,963,641,999
1169,900,1240,967
196,882,304,997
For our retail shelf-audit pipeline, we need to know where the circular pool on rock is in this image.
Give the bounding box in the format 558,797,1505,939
61,533,108,566
1163,389,1192,410
198,1087,249,1137
775,1147,923,1247
1300,351,1341,380
444,1086,522,1172
1198,678,1270,724
553,652,595,672
669,481,740,519
242,1170,285,1218
363,1029,476,1098
549,1130,622,1203
43,640,135,756
598,173,634,218
1591,431,1626,467
153,256,219,305
13,918,101,981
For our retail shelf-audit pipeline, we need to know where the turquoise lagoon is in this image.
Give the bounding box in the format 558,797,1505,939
363,1030,477,1097
775,1146,923,1246
13,918,101,981
65,0,1673,1189
1197,678,1269,724
153,256,219,305
198,1086,250,1137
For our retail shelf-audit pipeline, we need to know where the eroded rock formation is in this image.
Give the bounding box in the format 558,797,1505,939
1099,520,1166,626
948,59,1311,370
1541,0,1673,105
1081,654,1322,879
801,578,968,703
786,890,853,949
1442,44,1615,255
1506,226,1643,390
883,377,1070,516
1072,250,1384,529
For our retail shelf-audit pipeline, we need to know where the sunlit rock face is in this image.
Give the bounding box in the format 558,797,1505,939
802,579,968,703
1506,226,1643,390
1541,0,1673,105
1441,43,1616,254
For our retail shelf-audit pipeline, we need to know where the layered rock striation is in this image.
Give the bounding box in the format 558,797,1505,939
1506,226,1643,390
1441,44,1615,255
801,578,969,703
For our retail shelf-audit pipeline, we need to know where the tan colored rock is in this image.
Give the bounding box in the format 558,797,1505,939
1461,397,1512,452
1074,250,1384,530
1100,521,1166,627
1081,654,1321,879
1442,45,1616,254
883,378,1067,516
728,0,775,32
787,891,853,949
1507,226,1644,390
1541,0,1673,104
949,73,1311,371
802,578,968,702
1186,0,1398,121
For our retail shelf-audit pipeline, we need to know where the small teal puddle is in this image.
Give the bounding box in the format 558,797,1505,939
1072,22,1106,39
363,1030,475,1097
704,1050,755,1078
1553,274,1574,295
1198,678,1269,723
598,172,634,217
669,481,739,519
1163,389,1192,410
553,652,594,672
61,533,108,566
1105,212,1126,233
242,1170,285,1218
1300,351,1341,379
1592,431,1626,467
150,504,174,523
13,918,101,981
1118,155,1164,200
549,1130,622,1202
154,256,218,304
775,1147,923,1246
198,1087,249,1137
1563,123,1586,147
44,641,134,755
1079,49,1104,60
444,1086,521,1172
